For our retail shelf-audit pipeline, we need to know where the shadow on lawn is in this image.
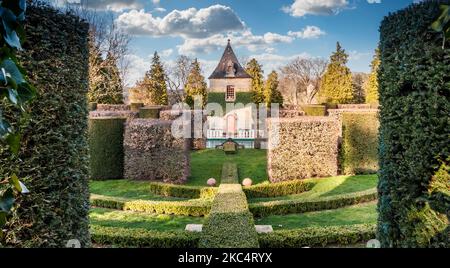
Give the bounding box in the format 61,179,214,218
320,175,378,198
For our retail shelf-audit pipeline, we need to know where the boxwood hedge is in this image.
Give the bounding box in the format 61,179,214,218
89,117,126,180
243,180,315,199
147,183,218,199
378,0,450,247
258,224,376,248
0,2,90,247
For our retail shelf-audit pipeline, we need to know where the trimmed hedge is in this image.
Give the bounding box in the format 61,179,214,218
300,105,327,116
139,106,163,119
0,3,91,247
130,103,144,112
91,226,199,248
378,0,450,248
89,117,126,180
243,180,315,199
90,195,211,217
258,224,376,248
147,183,217,199
249,189,378,217
207,92,253,113
340,112,379,175
199,184,260,248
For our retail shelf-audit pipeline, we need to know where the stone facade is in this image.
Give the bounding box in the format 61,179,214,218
209,78,252,93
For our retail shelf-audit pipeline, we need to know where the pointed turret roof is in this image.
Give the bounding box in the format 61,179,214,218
208,40,251,79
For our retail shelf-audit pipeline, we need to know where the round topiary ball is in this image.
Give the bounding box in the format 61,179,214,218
242,178,253,187
207,178,217,187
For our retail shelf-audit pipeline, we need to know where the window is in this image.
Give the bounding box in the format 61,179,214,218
226,85,235,102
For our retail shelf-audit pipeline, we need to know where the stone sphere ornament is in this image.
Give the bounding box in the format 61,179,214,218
242,178,253,187
207,178,217,187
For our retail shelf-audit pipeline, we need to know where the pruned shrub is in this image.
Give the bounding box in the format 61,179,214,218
249,189,377,217
300,105,327,116
259,224,376,248
0,2,90,247
89,117,126,180
340,112,379,175
267,117,340,182
199,184,260,248
147,183,218,199
124,119,190,183
139,106,164,119
91,226,200,248
243,180,315,198
377,0,450,247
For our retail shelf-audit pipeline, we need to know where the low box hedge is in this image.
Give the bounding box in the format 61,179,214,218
243,180,315,198
199,184,260,248
91,226,200,248
148,183,218,199
249,189,377,217
258,224,376,248
300,105,327,116
90,195,211,217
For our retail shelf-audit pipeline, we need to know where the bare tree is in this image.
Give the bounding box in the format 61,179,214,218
279,57,328,105
166,55,193,104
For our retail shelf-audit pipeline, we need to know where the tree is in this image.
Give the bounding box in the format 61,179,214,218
365,49,380,105
352,72,369,104
319,42,353,104
245,58,264,104
166,55,192,104
264,71,283,108
185,59,207,109
136,52,168,106
279,57,328,105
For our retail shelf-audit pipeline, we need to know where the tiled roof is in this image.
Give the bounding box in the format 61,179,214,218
208,40,252,79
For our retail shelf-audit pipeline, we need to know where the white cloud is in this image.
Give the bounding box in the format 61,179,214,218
161,49,174,57
116,5,245,38
283,0,349,17
153,7,167,13
288,26,326,39
123,54,151,87
249,53,314,75
53,0,144,12
348,50,371,61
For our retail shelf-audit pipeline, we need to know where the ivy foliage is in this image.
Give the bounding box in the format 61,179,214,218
377,0,449,248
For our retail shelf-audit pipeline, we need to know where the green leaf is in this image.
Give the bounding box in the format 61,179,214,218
0,7,22,50
17,82,36,103
431,5,450,32
0,189,15,212
0,58,25,84
9,174,21,192
0,117,13,137
0,211,7,226
1,0,26,19
5,132,20,154
7,88,18,104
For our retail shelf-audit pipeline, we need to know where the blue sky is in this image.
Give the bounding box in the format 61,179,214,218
59,0,418,86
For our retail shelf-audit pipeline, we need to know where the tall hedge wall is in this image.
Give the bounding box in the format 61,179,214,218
0,3,91,247
207,92,253,113
378,0,450,248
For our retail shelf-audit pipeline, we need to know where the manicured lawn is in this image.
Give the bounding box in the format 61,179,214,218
90,180,187,201
256,202,377,229
188,149,268,186
249,175,378,203
90,208,204,232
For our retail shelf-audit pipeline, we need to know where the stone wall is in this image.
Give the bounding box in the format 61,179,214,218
267,117,340,182
209,78,252,93
124,119,190,183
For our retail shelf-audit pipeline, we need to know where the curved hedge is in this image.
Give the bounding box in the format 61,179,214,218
91,226,199,248
249,189,377,217
90,195,211,217
89,117,126,180
243,180,315,199
0,3,90,247
258,224,376,248
378,0,450,247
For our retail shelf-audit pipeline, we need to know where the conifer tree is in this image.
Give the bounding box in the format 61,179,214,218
319,42,353,104
245,58,265,104
365,49,380,105
185,59,207,109
136,52,168,105
264,71,283,108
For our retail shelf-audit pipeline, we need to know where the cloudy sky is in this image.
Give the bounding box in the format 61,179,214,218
56,0,417,86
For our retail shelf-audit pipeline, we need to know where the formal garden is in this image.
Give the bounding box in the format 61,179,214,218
0,0,448,249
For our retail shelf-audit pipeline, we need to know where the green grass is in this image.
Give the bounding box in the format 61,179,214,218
256,202,377,229
90,180,187,201
188,149,268,186
249,175,378,203
90,208,204,232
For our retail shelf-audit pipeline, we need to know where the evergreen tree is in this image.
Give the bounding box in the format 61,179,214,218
365,49,380,105
136,52,168,105
88,36,124,104
319,42,353,104
264,71,283,108
245,58,264,104
185,59,207,109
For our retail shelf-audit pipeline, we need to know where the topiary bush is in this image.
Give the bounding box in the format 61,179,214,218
0,2,91,247
243,180,315,199
378,0,450,248
340,112,379,175
89,117,126,180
